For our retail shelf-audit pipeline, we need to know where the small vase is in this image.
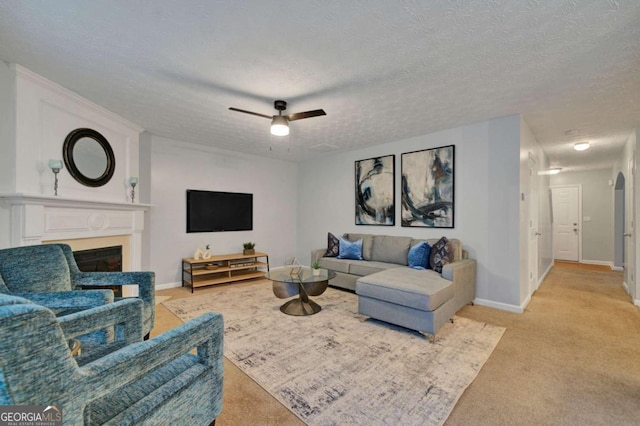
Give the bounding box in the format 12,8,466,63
243,249,255,255
202,250,211,260
312,268,320,276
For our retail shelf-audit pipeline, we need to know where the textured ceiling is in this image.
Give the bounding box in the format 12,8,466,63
0,1,639,169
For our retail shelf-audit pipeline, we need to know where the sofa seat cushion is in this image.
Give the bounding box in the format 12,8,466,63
348,260,401,277
318,257,352,274
356,267,454,312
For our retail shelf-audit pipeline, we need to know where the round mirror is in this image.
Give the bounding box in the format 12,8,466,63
63,128,115,187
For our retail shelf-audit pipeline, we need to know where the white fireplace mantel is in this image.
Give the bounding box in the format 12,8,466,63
0,193,152,272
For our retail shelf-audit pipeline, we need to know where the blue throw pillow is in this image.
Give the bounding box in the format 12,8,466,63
408,241,431,270
337,237,364,260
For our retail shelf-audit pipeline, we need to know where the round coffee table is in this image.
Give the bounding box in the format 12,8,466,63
267,266,336,316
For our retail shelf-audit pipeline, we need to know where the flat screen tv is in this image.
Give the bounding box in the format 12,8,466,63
187,190,253,233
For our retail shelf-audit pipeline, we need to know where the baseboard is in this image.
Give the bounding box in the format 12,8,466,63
622,281,630,294
635,299,640,307
156,281,182,291
538,263,553,287
580,259,614,268
473,298,524,314
611,266,624,271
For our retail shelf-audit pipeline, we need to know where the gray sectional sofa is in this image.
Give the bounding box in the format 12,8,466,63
311,233,476,338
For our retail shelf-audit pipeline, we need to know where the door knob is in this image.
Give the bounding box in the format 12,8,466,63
573,229,578,232
535,232,542,236
624,233,632,237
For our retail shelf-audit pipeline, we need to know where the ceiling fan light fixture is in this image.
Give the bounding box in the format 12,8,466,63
270,116,289,136
574,142,590,151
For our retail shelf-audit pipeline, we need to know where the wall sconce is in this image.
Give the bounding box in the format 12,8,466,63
48,159,63,196
129,177,138,203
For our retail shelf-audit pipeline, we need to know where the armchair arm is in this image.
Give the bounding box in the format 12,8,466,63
73,271,155,305
12,290,114,310
58,298,143,344
78,312,223,394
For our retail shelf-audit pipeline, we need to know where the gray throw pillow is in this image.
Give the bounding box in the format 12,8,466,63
429,236,454,273
324,232,340,257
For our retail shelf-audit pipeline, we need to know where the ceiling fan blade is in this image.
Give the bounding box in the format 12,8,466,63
286,109,327,121
229,107,272,119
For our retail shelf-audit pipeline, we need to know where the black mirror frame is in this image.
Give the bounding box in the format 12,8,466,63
63,128,116,187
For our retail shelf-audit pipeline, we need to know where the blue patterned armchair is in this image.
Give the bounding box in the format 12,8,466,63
0,294,224,425
0,244,155,338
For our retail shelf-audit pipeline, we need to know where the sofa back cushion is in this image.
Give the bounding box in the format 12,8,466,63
343,233,375,260
371,235,412,265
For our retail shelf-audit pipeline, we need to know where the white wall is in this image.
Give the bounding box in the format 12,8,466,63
519,117,553,303
149,135,298,287
0,61,15,245
297,115,525,311
0,61,16,194
11,65,142,202
551,169,614,264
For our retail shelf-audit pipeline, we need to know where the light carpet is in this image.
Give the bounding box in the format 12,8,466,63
155,295,171,305
164,283,505,426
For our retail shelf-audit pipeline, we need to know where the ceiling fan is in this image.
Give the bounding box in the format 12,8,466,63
229,100,326,136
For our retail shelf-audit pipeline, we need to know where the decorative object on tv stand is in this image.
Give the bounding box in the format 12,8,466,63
203,244,212,260
355,154,395,225
193,247,204,260
401,145,455,228
311,261,320,276
243,242,255,255
48,159,63,196
129,177,138,203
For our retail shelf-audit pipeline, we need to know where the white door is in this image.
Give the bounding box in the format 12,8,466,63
552,186,580,261
528,154,539,293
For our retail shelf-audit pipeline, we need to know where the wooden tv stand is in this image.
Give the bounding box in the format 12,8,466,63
182,252,269,292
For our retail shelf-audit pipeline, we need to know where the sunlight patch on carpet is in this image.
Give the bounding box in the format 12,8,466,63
164,283,504,425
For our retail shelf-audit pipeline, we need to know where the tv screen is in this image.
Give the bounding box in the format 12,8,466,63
187,190,253,233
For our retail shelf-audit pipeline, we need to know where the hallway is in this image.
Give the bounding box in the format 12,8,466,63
449,262,639,425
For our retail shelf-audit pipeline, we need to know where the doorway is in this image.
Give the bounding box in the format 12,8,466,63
551,185,581,261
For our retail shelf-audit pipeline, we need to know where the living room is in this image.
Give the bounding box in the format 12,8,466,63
1,2,639,425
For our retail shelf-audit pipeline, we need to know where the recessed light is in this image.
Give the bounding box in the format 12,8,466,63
548,168,562,175
574,142,590,151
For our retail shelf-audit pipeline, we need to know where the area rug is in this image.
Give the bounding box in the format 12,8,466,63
164,283,505,426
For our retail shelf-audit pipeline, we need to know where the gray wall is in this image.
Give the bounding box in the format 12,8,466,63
551,169,614,263
296,115,525,310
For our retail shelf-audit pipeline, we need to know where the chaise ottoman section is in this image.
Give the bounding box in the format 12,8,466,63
356,267,458,337
356,268,454,311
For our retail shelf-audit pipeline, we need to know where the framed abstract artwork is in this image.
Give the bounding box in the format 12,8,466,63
401,145,454,228
355,154,395,225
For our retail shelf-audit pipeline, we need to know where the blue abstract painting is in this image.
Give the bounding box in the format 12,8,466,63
355,155,395,225
401,145,454,228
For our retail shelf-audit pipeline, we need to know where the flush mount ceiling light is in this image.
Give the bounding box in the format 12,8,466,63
574,142,591,151
548,168,562,175
229,100,326,137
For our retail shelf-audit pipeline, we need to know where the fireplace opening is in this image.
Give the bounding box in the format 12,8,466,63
73,245,123,297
